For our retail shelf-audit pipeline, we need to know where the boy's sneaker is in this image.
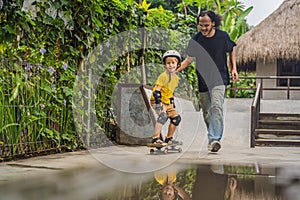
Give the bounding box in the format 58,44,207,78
152,137,165,145
164,137,180,145
159,133,164,141
210,141,221,152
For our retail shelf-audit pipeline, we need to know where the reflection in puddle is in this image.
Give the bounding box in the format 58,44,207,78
1,163,299,200
92,164,299,200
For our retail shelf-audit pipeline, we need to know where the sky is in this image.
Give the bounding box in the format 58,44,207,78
241,0,284,26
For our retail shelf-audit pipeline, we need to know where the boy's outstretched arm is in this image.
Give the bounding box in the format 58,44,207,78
177,56,194,72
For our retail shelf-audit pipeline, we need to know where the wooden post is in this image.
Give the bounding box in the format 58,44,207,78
141,28,147,85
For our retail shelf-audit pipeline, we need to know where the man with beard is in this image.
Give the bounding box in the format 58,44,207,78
177,10,239,152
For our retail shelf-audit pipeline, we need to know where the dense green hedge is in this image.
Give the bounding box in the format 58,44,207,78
0,0,253,157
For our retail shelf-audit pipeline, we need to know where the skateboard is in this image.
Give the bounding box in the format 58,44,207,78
147,141,183,154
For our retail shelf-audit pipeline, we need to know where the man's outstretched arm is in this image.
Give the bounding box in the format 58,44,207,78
177,56,194,72
229,51,238,82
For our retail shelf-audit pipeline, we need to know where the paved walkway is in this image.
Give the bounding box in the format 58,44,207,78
1,141,300,199
0,99,300,199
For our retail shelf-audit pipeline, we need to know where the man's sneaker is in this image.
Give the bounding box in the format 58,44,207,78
210,141,221,152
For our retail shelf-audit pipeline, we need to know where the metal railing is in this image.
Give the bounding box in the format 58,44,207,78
227,76,300,99
250,83,262,148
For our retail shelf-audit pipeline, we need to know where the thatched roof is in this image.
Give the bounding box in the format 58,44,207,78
235,0,300,64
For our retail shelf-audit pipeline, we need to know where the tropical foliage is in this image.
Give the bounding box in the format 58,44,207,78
0,0,253,159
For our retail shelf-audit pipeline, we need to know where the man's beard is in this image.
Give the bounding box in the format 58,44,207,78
201,27,213,36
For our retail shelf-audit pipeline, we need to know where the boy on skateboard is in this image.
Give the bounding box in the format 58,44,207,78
150,50,182,145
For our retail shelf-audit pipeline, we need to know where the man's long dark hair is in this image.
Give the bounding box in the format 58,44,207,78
197,10,222,29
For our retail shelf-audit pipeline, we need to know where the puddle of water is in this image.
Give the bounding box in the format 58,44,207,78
1,163,299,200
91,164,298,200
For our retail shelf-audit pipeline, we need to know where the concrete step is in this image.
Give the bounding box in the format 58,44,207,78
259,113,300,121
255,129,300,136
258,120,300,130
256,138,300,147
255,129,300,145
260,100,300,114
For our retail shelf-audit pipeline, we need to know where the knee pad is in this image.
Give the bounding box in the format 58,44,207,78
170,115,181,126
157,112,168,125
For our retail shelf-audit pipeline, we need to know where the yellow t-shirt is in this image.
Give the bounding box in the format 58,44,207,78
151,71,179,104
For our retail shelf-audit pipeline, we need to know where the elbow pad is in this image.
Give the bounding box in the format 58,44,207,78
170,97,175,108
153,90,161,104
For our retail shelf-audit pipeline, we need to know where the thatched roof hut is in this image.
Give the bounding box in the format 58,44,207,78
235,0,300,64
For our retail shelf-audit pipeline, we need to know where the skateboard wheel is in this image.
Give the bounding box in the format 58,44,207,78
178,147,182,153
150,149,155,154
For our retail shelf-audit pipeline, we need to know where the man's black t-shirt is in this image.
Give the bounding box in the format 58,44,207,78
186,29,236,92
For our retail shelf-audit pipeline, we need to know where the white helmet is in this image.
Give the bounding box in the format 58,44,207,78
162,50,181,64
